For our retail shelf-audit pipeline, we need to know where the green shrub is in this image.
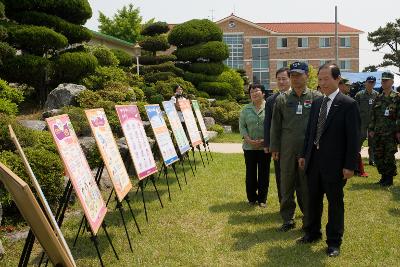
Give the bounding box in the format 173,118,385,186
132,86,145,101
0,41,16,64
0,25,7,40
196,91,210,99
217,69,245,98
140,54,177,65
103,81,136,101
0,79,24,104
54,52,98,83
198,82,232,96
149,94,164,105
77,90,103,108
81,66,129,91
168,19,223,47
111,49,133,67
141,21,169,36
0,98,18,115
143,71,176,83
209,124,224,135
143,86,157,100
141,62,184,76
188,62,225,75
98,90,126,103
166,76,197,96
0,1,4,18
139,35,170,54
89,45,119,66
174,41,229,62
60,106,90,136
184,71,217,86
9,11,92,44
8,25,68,55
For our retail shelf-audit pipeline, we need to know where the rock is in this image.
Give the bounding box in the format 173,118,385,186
6,230,29,242
78,137,96,155
18,120,47,131
44,83,87,110
42,109,61,119
203,117,215,129
207,130,218,140
222,125,232,133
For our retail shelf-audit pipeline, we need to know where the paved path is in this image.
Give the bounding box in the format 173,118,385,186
209,142,400,159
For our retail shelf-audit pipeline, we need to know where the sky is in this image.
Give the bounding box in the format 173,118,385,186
85,0,400,77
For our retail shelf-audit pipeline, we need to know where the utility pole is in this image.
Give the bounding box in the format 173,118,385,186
209,9,215,21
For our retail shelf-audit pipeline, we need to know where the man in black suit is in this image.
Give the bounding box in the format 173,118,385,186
298,63,360,257
264,67,291,204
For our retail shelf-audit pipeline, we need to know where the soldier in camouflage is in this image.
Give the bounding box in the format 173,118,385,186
369,71,400,186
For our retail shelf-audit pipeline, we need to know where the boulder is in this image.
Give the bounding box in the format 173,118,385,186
203,117,215,129
42,109,61,119
222,125,232,133
207,130,218,140
18,120,47,131
78,137,96,155
44,83,87,110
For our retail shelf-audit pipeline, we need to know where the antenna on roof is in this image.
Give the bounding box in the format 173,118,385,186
209,9,215,21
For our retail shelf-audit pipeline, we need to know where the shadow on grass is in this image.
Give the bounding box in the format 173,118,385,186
208,201,256,213
389,185,400,202
228,211,281,225
348,182,383,191
388,207,400,217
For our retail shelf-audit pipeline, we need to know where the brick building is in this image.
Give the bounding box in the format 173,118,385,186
216,14,363,90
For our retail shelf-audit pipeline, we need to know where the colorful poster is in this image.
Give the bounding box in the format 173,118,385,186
145,105,179,166
85,109,132,202
162,101,191,154
191,100,209,142
46,115,106,235
178,99,203,147
115,105,158,180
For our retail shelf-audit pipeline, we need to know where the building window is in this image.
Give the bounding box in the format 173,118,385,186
277,60,288,69
319,60,332,66
319,37,331,48
223,34,244,69
339,60,351,71
340,37,351,48
252,38,269,89
277,37,288,48
298,37,308,48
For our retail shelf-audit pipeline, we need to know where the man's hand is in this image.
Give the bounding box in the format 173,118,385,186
368,131,375,138
343,168,354,179
298,158,305,170
272,152,279,160
264,147,270,154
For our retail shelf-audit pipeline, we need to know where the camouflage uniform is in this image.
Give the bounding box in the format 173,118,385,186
369,90,400,181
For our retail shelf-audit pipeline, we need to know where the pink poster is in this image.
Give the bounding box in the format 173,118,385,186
178,99,203,147
115,105,158,180
85,109,132,202
46,115,107,235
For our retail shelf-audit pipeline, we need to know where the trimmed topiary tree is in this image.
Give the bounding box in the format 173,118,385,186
54,52,98,83
111,49,134,67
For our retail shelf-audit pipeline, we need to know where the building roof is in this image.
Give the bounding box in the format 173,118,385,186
90,30,134,47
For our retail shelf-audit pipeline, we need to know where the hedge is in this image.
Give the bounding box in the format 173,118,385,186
198,81,232,96
89,45,119,67
0,1,4,18
81,66,129,91
54,52,98,83
168,19,223,47
141,62,184,76
0,41,15,64
0,25,7,40
143,71,176,83
139,35,170,54
0,79,24,104
0,98,18,115
184,71,217,86
8,25,68,55
9,11,92,44
141,21,169,36
174,41,229,62
140,54,176,65
111,49,133,67
217,69,245,97
188,62,225,75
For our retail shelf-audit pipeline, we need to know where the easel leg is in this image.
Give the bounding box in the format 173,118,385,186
102,222,119,260
90,231,105,267
139,181,149,223
186,153,195,176
124,196,142,234
106,188,115,207
203,143,210,165
73,215,86,247
116,199,133,252
150,176,164,208
180,156,188,184
192,148,197,171
206,141,213,161
172,164,183,189
164,165,171,201
18,230,34,267
197,145,206,167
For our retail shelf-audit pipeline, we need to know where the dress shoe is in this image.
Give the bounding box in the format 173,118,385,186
259,202,266,208
248,201,257,206
278,221,295,232
296,235,322,244
326,246,340,257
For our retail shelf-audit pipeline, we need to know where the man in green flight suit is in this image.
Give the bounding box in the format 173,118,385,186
270,62,322,231
369,71,400,186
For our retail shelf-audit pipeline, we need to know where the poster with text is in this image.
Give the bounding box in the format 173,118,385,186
115,105,158,180
191,100,209,142
145,104,179,166
178,99,202,147
162,101,190,154
46,114,106,235
85,109,132,202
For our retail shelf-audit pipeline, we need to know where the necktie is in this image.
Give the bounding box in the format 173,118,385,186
315,97,330,146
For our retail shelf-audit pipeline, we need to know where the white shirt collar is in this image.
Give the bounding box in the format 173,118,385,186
325,88,339,101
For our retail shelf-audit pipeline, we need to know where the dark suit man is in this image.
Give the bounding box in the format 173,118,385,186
264,67,291,204
298,63,360,257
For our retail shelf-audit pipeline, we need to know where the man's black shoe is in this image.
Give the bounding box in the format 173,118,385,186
278,221,295,232
326,246,340,257
296,235,322,244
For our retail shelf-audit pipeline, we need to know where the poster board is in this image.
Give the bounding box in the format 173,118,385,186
46,115,107,235
191,100,209,142
162,101,191,155
115,105,158,180
177,99,203,147
8,125,76,266
145,105,179,166
0,162,75,267
85,109,132,202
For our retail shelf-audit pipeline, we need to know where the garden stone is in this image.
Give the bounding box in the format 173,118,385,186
78,137,96,155
207,130,218,140
44,83,87,110
18,120,47,131
203,117,215,129
42,109,61,119
6,230,29,242
222,125,232,133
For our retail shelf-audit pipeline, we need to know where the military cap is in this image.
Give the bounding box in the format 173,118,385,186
289,61,309,74
382,71,394,80
365,76,376,82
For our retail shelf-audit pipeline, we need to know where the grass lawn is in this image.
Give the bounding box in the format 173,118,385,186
211,132,242,143
1,153,399,266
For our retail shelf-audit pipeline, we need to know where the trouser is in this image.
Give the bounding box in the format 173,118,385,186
244,150,270,204
266,154,282,203
307,148,346,248
279,151,309,226
374,135,397,176
360,129,375,163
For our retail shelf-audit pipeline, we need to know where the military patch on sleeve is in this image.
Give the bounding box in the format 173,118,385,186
304,100,312,108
